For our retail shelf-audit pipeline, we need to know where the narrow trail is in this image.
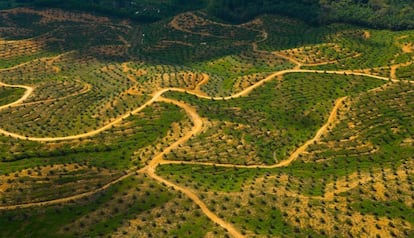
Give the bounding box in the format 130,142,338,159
181,69,394,101
0,68,392,142
250,29,304,69
272,52,302,68
145,96,204,171
252,34,342,69
147,170,244,238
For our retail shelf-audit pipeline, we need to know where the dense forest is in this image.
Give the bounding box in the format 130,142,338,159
207,0,414,29
0,0,207,21
0,0,413,29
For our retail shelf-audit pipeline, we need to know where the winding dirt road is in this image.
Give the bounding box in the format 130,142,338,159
144,97,244,238
147,169,244,238
0,69,393,238
0,68,393,142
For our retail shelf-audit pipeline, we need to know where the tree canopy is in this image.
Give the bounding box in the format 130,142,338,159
207,0,414,29
1,0,414,29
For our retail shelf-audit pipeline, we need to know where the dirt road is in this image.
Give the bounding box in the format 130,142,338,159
144,97,244,238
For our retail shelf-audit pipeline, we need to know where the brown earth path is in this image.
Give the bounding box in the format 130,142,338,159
251,29,347,69
147,167,244,238
143,96,204,174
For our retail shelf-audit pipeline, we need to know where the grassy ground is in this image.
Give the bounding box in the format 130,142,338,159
0,86,25,105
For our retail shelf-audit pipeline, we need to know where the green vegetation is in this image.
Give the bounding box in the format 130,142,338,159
0,86,25,106
189,51,292,96
0,6,413,238
295,82,414,176
207,0,414,30
0,175,178,238
0,0,207,22
310,29,402,70
352,199,414,225
0,102,186,171
157,81,414,237
257,15,351,51
397,63,414,81
164,73,384,165
2,0,414,30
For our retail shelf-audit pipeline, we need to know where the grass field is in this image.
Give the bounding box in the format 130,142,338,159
0,86,25,105
0,7,413,238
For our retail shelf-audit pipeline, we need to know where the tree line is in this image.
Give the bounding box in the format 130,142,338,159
206,0,414,30
3,0,414,29
6,0,206,22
